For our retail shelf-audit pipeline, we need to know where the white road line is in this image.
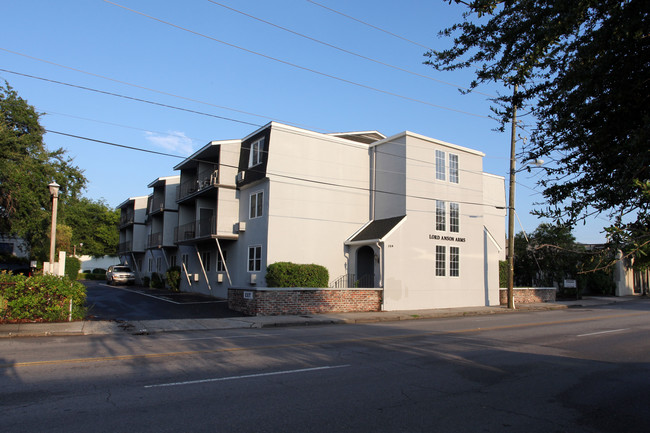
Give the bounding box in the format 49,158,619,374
174,334,266,341
144,365,351,389
100,284,222,305
577,328,628,337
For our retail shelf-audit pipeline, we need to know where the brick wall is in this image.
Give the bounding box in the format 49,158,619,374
499,288,556,305
229,288,382,316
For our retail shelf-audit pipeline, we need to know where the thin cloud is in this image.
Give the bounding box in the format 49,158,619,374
144,131,194,155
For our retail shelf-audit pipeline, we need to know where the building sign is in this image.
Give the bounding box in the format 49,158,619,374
428,234,466,242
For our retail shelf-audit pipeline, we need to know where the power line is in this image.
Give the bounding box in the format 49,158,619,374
305,0,436,52
103,0,490,119
46,129,502,210
206,1,495,98
0,47,323,131
4,67,504,183
0,68,262,128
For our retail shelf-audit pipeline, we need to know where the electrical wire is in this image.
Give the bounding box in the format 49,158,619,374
45,129,505,210
305,0,436,52
206,0,495,98
103,0,490,119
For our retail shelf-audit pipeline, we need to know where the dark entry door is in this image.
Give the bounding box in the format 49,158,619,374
356,246,375,288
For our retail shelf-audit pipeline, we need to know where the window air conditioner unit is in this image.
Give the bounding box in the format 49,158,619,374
250,274,257,285
237,221,246,232
236,171,245,183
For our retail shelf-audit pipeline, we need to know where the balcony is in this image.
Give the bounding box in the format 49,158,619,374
177,168,219,202
149,196,165,215
174,217,218,243
118,240,132,254
147,231,163,248
119,211,135,228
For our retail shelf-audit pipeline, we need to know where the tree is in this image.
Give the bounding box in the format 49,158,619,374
426,1,649,253
513,223,581,288
0,81,86,260
64,197,119,257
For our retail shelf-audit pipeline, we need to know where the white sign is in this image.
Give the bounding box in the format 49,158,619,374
564,279,577,288
243,291,254,300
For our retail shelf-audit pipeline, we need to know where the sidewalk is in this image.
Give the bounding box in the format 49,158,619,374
0,296,641,338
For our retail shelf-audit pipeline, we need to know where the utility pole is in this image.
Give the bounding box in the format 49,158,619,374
507,84,518,309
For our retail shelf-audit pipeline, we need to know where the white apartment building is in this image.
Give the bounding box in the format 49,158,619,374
120,122,506,310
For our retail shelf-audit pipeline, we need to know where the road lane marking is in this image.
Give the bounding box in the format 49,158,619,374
3,311,647,369
577,328,628,337
144,364,350,389
100,284,223,304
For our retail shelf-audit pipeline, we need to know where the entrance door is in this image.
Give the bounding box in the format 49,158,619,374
356,246,375,288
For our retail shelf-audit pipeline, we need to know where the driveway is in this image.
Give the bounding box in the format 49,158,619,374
84,281,244,321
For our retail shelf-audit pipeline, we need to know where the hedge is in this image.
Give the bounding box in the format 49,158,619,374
0,272,86,322
265,262,329,288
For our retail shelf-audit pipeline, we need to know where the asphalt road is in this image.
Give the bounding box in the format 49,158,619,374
84,280,244,321
2,300,649,432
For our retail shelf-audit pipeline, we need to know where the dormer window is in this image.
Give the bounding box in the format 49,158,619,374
248,138,264,168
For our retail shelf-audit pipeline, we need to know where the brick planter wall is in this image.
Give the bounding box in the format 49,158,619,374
499,287,556,305
229,288,382,316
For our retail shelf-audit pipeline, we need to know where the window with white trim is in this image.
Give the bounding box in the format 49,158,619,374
450,202,460,233
217,250,227,272
170,255,177,268
450,246,460,277
435,150,446,181
436,200,446,231
248,138,264,167
435,245,446,276
249,191,263,219
449,154,459,183
248,245,262,272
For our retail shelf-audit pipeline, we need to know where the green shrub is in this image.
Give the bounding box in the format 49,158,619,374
143,276,150,287
65,256,81,280
265,262,329,288
0,272,86,322
151,272,164,289
92,268,106,274
165,266,181,292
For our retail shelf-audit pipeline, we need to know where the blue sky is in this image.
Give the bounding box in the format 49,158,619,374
1,0,609,243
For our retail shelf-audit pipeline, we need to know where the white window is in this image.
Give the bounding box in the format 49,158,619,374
200,251,211,272
436,200,446,231
170,255,177,268
449,154,459,183
450,202,460,233
217,250,227,272
435,245,446,276
248,138,264,168
248,245,262,272
435,150,446,181
249,191,263,219
450,246,460,277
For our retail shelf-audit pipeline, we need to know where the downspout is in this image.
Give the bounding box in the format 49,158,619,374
371,146,377,220
376,241,384,310
194,245,212,292
215,238,232,285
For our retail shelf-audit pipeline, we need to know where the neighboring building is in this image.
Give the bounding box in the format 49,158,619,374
117,196,148,283
142,176,180,282
118,122,508,310
0,234,30,259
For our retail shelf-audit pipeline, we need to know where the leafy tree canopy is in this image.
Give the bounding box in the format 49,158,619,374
0,81,95,260
64,197,119,257
426,1,649,257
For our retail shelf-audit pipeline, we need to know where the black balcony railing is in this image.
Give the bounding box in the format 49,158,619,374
177,169,219,201
174,217,217,243
147,232,163,248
